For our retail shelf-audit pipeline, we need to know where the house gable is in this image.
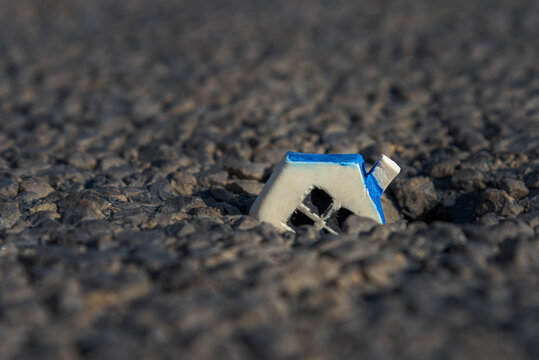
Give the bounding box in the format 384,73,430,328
250,152,387,233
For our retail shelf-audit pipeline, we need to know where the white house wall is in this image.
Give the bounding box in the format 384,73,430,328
249,159,382,232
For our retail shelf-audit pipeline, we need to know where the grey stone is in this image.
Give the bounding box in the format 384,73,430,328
233,215,260,230
451,169,486,191
225,180,264,196
476,189,523,217
58,192,111,224
380,194,402,223
429,158,460,178
0,201,21,230
170,172,197,195
524,171,539,189
149,179,175,200
392,177,439,219
210,186,235,203
226,162,269,181
20,178,54,198
67,151,97,169
0,178,18,197
362,252,408,286
197,169,229,187
500,178,529,200
342,215,379,234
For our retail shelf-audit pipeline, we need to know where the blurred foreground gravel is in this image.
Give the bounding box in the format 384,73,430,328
0,0,538,359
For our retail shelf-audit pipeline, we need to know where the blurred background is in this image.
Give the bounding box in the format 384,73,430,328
0,0,538,359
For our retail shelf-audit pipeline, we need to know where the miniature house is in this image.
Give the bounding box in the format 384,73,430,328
249,152,400,234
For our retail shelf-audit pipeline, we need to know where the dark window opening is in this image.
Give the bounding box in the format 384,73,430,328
302,187,333,216
325,207,354,232
287,209,315,230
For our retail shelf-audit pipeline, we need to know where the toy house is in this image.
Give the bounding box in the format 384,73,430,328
249,152,400,234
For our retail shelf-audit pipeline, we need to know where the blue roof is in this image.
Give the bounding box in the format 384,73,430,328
286,152,365,167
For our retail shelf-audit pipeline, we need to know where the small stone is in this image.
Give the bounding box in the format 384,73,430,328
210,186,235,203
226,162,269,181
476,189,523,217
16,191,43,203
335,266,365,289
99,156,125,171
514,240,539,267
149,179,175,200
453,130,489,152
521,192,539,213
342,215,379,234
500,178,529,200
475,219,534,243
28,203,57,215
424,221,467,251
0,178,18,197
197,168,229,187
160,196,206,214
392,177,438,220
278,254,337,296
190,207,222,218
428,158,460,178
20,178,54,198
58,193,111,224
380,195,402,224
215,202,242,215
233,215,260,230
524,171,539,189
151,211,188,227
138,144,176,163
0,201,21,230
517,211,539,228
29,211,61,225
56,279,84,315
363,252,407,286
170,172,197,196
324,238,379,261
451,169,485,191
226,180,264,196
67,151,97,169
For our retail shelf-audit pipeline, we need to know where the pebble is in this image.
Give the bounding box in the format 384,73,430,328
149,179,175,201
169,172,197,196
0,201,21,230
429,158,460,178
20,178,55,198
67,151,97,170
0,178,18,197
362,252,407,286
226,180,264,196
451,169,486,191
210,186,235,203
392,177,439,219
500,178,529,200
226,162,269,181
58,193,111,224
342,215,379,234
524,171,539,189
476,189,523,217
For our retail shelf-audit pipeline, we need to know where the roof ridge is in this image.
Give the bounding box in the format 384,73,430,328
285,151,364,167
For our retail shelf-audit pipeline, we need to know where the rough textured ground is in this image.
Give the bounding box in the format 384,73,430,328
0,0,538,359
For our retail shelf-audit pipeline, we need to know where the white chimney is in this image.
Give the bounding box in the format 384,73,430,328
369,154,401,192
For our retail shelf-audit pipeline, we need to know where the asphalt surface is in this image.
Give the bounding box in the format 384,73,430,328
0,0,538,359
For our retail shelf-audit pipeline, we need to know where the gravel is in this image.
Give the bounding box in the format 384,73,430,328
0,0,538,359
